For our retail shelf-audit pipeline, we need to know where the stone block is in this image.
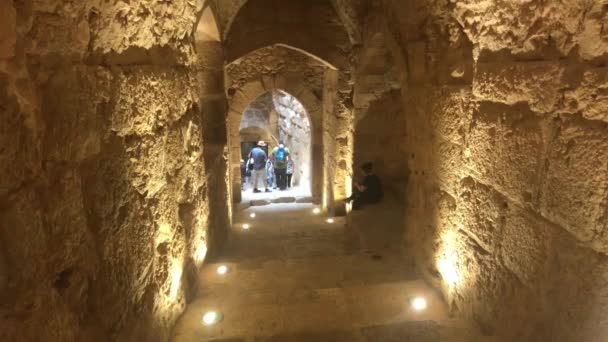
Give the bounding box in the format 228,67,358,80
433,139,465,195
272,197,296,204
250,199,271,206
0,188,48,287
111,67,196,137
0,80,39,197
296,196,314,203
545,228,608,342
563,67,608,123
43,66,112,162
466,102,544,206
456,177,507,253
500,206,550,288
474,61,564,113
0,1,16,59
429,87,472,144
407,41,427,84
541,116,608,253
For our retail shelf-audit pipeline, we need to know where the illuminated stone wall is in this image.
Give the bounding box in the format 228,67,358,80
273,91,312,188
0,1,225,341
381,1,608,340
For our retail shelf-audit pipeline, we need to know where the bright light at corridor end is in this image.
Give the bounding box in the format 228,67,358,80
202,311,223,325
410,297,428,311
217,265,229,275
313,208,321,214
242,223,250,230
326,218,335,224
249,213,256,218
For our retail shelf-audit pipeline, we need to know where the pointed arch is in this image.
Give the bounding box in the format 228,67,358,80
228,80,324,204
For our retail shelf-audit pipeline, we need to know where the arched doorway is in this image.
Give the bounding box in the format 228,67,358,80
238,90,313,202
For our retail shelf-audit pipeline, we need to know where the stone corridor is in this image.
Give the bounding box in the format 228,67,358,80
2,0,608,341
171,202,495,342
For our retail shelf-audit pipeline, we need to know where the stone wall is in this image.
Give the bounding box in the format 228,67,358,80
240,91,279,140
0,1,225,341
273,91,312,188
354,17,407,199
381,0,608,340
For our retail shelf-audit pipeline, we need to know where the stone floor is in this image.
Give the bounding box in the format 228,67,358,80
239,185,312,208
171,202,498,342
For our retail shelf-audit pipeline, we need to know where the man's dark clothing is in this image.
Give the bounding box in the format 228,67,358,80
275,168,287,190
249,147,267,170
362,174,383,203
350,174,383,209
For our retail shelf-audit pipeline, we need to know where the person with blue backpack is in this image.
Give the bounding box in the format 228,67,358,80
271,141,291,190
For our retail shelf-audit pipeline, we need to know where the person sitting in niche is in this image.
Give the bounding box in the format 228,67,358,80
344,162,383,210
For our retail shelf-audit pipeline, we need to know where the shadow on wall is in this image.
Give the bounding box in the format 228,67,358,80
354,89,408,201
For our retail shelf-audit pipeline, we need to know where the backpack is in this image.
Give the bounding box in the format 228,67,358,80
276,147,286,161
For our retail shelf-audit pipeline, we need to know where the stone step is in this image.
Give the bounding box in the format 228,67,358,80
200,252,418,293
172,278,493,342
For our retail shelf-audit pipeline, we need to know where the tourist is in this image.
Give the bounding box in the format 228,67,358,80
271,141,290,190
286,156,294,189
248,141,271,193
344,162,383,210
266,158,275,189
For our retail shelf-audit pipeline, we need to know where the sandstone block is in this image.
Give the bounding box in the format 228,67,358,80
111,67,196,137
545,228,608,342
250,199,271,206
43,66,112,162
540,116,608,253
500,206,550,288
474,61,564,113
563,67,608,123
433,139,465,195
272,197,296,204
429,87,472,144
466,102,544,206
407,42,427,84
456,177,506,253
0,1,16,59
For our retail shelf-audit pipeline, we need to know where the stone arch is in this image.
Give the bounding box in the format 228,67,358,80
194,5,221,43
223,0,352,70
220,0,363,45
228,80,323,204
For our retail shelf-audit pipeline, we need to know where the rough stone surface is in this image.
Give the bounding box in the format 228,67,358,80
0,1,229,341
3,1,608,341
381,0,608,340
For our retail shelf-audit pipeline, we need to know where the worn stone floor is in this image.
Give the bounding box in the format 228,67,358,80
239,185,312,208
171,202,497,342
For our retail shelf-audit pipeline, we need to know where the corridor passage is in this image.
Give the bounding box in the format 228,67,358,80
171,202,497,341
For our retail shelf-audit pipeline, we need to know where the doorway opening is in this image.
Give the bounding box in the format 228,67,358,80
239,90,312,204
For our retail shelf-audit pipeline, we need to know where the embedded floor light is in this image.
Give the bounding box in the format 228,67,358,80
326,218,335,224
216,265,229,275
410,296,428,311
242,223,250,230
249,212,256,218
313,208,321,214
202,311,223,325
